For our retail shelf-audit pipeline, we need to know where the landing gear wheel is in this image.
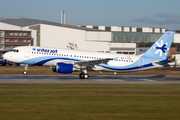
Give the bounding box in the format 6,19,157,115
83,74,89,79
23,71,27,75
79,73,84,79
79,73,89,79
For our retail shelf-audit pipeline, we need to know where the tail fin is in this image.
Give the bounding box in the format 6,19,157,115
142,31,175,60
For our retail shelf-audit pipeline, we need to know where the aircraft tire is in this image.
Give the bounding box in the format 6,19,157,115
23,71,27,75
79,73,84,79
83,74,89,79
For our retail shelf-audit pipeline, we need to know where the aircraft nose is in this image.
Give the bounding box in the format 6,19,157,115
3,52,10,60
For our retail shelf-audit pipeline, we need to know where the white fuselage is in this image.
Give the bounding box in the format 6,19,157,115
3,46,168,72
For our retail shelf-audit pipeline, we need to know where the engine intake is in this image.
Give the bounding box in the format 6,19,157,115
52,63,73,74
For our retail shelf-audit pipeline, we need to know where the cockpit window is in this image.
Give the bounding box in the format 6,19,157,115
11,49,19,53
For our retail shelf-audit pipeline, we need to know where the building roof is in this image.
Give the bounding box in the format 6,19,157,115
0,18,58,27
0,18,104,31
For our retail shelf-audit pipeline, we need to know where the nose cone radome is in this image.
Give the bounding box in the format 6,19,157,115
3,53,7,59
3,52,10,61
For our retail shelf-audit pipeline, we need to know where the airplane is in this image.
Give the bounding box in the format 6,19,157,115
3,31,175,79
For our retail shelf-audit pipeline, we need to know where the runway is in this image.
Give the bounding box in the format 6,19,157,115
0,75,180,84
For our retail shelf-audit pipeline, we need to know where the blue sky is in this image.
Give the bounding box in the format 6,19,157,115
0,0,180,30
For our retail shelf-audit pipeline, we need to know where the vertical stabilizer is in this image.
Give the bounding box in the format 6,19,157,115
142,31,175,60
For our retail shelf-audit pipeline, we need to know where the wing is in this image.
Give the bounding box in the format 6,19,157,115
74,58,113,69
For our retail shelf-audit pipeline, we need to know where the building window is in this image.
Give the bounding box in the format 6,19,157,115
130,27,132,32
27,32,31,36
105,27,111,31
5,39,9,42
10,39,13,42
5,31,9,36
14,39,18,42
27,39,31,43
0,31,4,37
0,45,4,49
137,28,142,32
0,38,4,44
122,27,124,32
23,32,27,36
93,26,98,29
10,32,13,35
5,45,9,49
18,39,22,42
19,32,22,36
14,32,18,36
23,39,27,42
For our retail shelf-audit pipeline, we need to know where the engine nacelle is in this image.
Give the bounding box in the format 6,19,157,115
52,63,73,74
52,66,56,72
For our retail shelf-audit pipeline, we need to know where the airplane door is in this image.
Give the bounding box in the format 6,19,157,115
138,58,144,67
24,47,30,58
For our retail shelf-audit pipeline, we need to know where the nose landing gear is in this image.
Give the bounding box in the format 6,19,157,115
23,64,28,75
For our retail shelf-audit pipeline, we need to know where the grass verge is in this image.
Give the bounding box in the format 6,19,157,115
0,84,180,120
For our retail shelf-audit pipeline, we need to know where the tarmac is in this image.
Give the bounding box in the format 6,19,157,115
0,75,180,84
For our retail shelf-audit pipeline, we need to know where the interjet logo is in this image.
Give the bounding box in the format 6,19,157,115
154,40,169,57
32,48,36,51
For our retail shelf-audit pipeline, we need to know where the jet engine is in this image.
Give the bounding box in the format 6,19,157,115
52,63,73,74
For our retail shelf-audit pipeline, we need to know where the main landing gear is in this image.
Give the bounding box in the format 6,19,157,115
23,64,28,75
79,69,89,79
